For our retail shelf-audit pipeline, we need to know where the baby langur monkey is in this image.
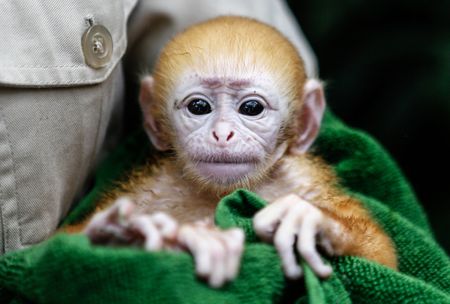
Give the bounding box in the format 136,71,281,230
65,16,397,287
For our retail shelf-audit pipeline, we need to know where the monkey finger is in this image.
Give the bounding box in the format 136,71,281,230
197,228,228,288
193,217,214,227
129,215,163,251
84,200,137,243
217,228,245,281
210,239,228,287
297,215,332,278
85,220,127,244
178,226,213,278
317,231,335,256
84,197,134,234
83,210,111,237
253,196,295,241
150,212,178,239
273,207,304,279
109,197,136,225
226,229,245,280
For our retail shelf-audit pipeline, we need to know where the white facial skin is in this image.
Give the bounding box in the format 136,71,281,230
169,72,290,186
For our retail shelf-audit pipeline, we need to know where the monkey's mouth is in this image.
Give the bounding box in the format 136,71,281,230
195,160,258,182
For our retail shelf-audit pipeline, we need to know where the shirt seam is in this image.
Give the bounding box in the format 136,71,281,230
0,28,126,70
0,109,22,251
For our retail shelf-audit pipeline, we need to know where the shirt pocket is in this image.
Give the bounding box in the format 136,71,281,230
0,0,136,87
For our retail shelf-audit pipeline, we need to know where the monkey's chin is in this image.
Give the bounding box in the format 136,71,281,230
195,162,257,186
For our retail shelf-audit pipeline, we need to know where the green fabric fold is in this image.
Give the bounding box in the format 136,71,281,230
1,112,449,303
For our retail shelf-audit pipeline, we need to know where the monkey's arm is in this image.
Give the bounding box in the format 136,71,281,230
253,193,397,279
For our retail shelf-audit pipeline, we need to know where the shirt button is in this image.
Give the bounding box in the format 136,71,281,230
82,24,113,69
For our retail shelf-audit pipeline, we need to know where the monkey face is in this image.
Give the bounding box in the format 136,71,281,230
140,17,318,192
168,71,290,189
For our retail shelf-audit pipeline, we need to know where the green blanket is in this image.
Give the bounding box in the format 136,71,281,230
1,112,449,303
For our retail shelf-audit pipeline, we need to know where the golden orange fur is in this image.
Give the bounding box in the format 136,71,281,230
151,16,306,149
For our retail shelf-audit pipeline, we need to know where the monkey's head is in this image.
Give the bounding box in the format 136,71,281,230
139,16,325,193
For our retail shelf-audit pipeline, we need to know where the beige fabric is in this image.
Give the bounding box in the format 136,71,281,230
0,67,125,251
0,0,137,86
0,0,137,253
0,0,317,254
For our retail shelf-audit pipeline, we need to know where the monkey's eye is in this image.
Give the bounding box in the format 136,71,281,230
239,100,264,116
187,99,212,115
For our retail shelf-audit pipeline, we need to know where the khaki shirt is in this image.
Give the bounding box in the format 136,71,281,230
0,0,317,254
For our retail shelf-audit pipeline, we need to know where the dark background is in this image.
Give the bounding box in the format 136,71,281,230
287,0,450,252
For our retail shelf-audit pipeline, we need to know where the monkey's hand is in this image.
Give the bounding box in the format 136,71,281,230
84,197,179,250
253,194,339,279
83,197,244,288
176,221,244,287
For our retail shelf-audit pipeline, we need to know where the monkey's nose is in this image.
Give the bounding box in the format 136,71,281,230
212,131,234,143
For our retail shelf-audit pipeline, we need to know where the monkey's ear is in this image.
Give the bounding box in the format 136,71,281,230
139,76,170,151
290,79,326,155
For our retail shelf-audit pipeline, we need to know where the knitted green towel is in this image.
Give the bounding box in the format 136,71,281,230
1,112,449,303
